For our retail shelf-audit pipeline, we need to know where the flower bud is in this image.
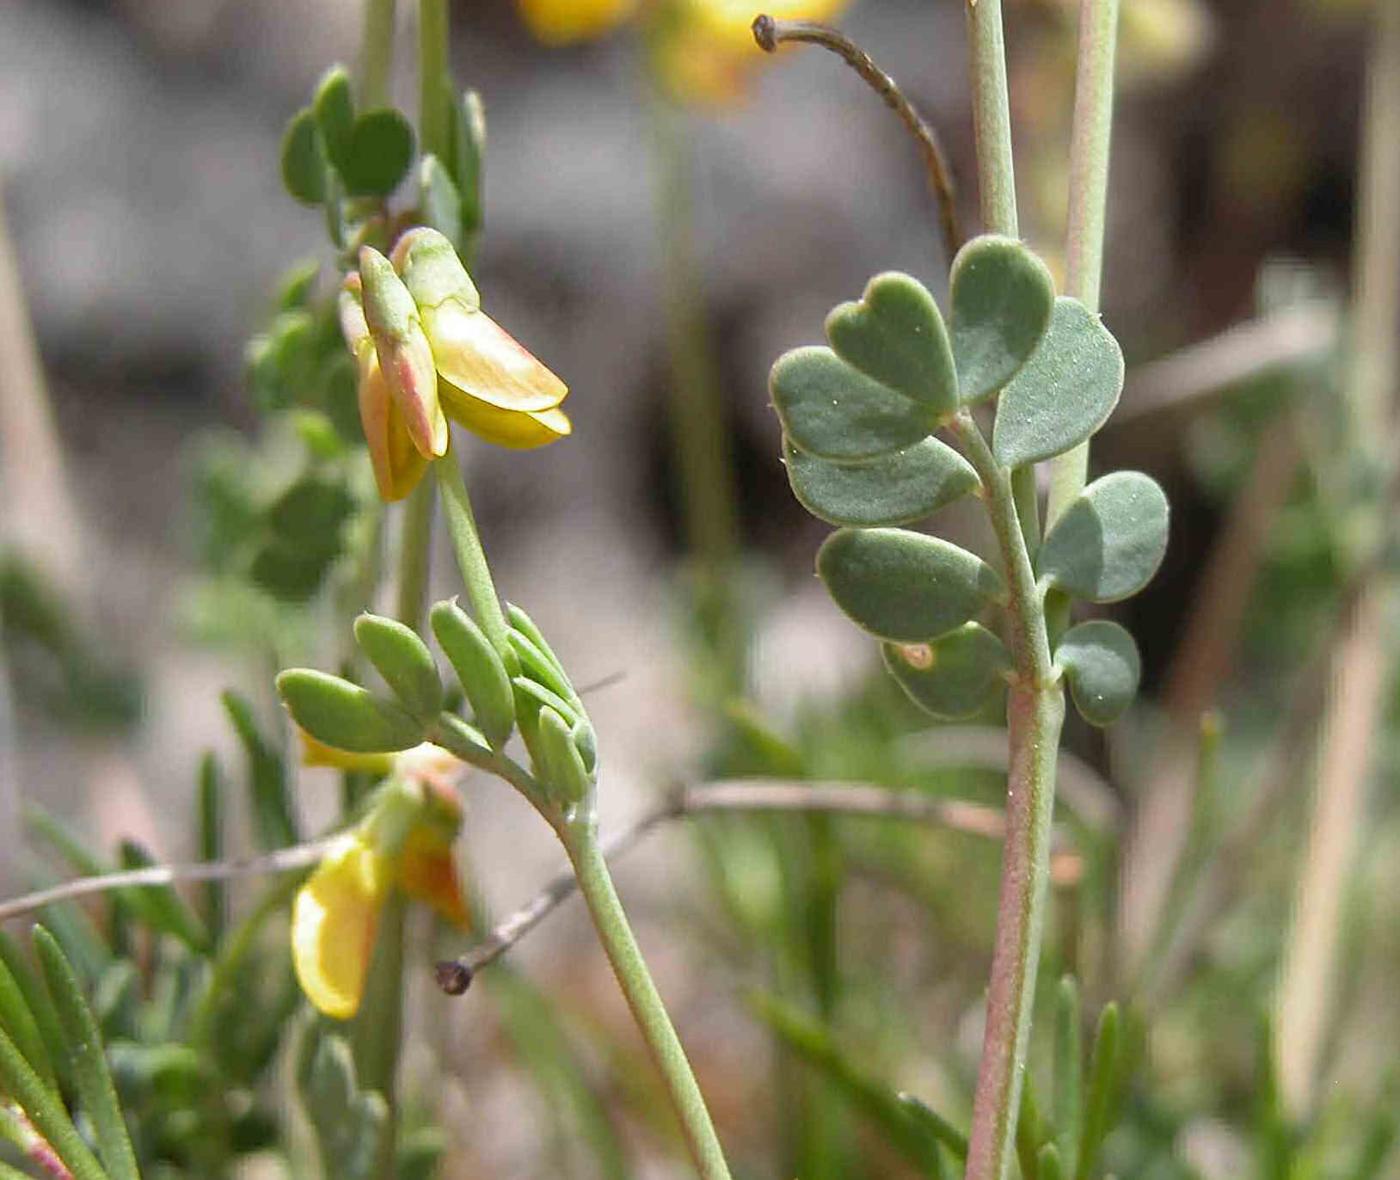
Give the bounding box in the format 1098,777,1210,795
392,227,480,312
358,246,449,460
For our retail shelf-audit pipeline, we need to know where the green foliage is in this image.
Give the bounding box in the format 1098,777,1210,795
882,623,1011,720
991,299,1124,468
816,528,1005,643
275,668,425,752
354,612,444,720
34,929,141,1180
772,346,942,460
222,690,299,850
1054,621,1141,727
826,272,959,413
751,992,965,1173
783,438,979,528
0,552,141,730
949,235,1056,404
296,1025,388,1180
1037,472,1169,603
430,598,516,746
280,65,416,214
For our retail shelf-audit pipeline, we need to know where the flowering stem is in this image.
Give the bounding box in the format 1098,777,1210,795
418,0,452,160
395,479,435,629
1045,0,1120,537
953,414,1064,1180
646,89,745,692
360,0,398,107
434,449,510,653
560,820,734,1180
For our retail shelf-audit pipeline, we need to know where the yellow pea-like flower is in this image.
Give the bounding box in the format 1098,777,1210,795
290,747,470,1020
340,230,571,502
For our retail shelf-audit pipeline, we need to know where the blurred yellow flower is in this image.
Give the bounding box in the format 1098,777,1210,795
340,229,570,502
515,0,853,104
291,747,469,1019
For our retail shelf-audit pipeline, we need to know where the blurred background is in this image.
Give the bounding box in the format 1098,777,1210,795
2,0,1397,1177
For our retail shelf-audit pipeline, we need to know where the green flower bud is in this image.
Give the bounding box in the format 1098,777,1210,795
353,613,443,721
430,599,516,747
276,669,425,753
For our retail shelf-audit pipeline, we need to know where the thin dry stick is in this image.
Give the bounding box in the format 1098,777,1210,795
751,15,962,258
434,779,1075,993
0,840,334,926
1108,305,1337,426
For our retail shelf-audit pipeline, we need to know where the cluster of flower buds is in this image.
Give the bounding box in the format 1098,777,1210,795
291,746,468,1019
339,228,570,500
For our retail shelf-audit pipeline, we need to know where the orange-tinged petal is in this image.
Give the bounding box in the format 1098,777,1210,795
516,0,639,45
440,384,572,450
291,834,391,1020
358,349,430,501
398,828,471,929
423,303,568,414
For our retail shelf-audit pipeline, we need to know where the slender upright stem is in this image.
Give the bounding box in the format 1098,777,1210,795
418,0,452,161
434,450,510,652
1046,0,1121,534
360,0,398,108
562,824,734,1180
963,0,1018,237
646,88,745,692
395,479,435,629
954,416,1064,1180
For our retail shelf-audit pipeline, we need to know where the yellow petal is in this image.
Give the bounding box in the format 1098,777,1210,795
424,303,568,414
398,828,471,930
440,384,573,449
291,835,391,1020
358,349,430,501
298,730,397,774
516,0,639,45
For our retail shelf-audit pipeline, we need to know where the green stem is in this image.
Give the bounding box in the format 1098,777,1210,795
360,0,398,107
964,0,1019,237
953,415,1064,1180
647,87,745,692
395,478,435,629
418,0,452,160
1045,0,1120,538
433,449,510,653
562,823,734,1180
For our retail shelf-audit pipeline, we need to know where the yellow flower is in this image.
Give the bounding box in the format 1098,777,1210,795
291,747,470,1019
514,0,853,104
340,230,570,502
518,0,640,44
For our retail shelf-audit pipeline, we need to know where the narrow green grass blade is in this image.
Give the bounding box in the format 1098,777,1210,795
0,932,70,1096
1076,1003,1121,1180
33,928,139,1180
222,690,298,849
751,992,964,1169
116,841,211,953
0,953,57,1095
197,752,226,942
1054,977,1082,1174
0,1023,109,1180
